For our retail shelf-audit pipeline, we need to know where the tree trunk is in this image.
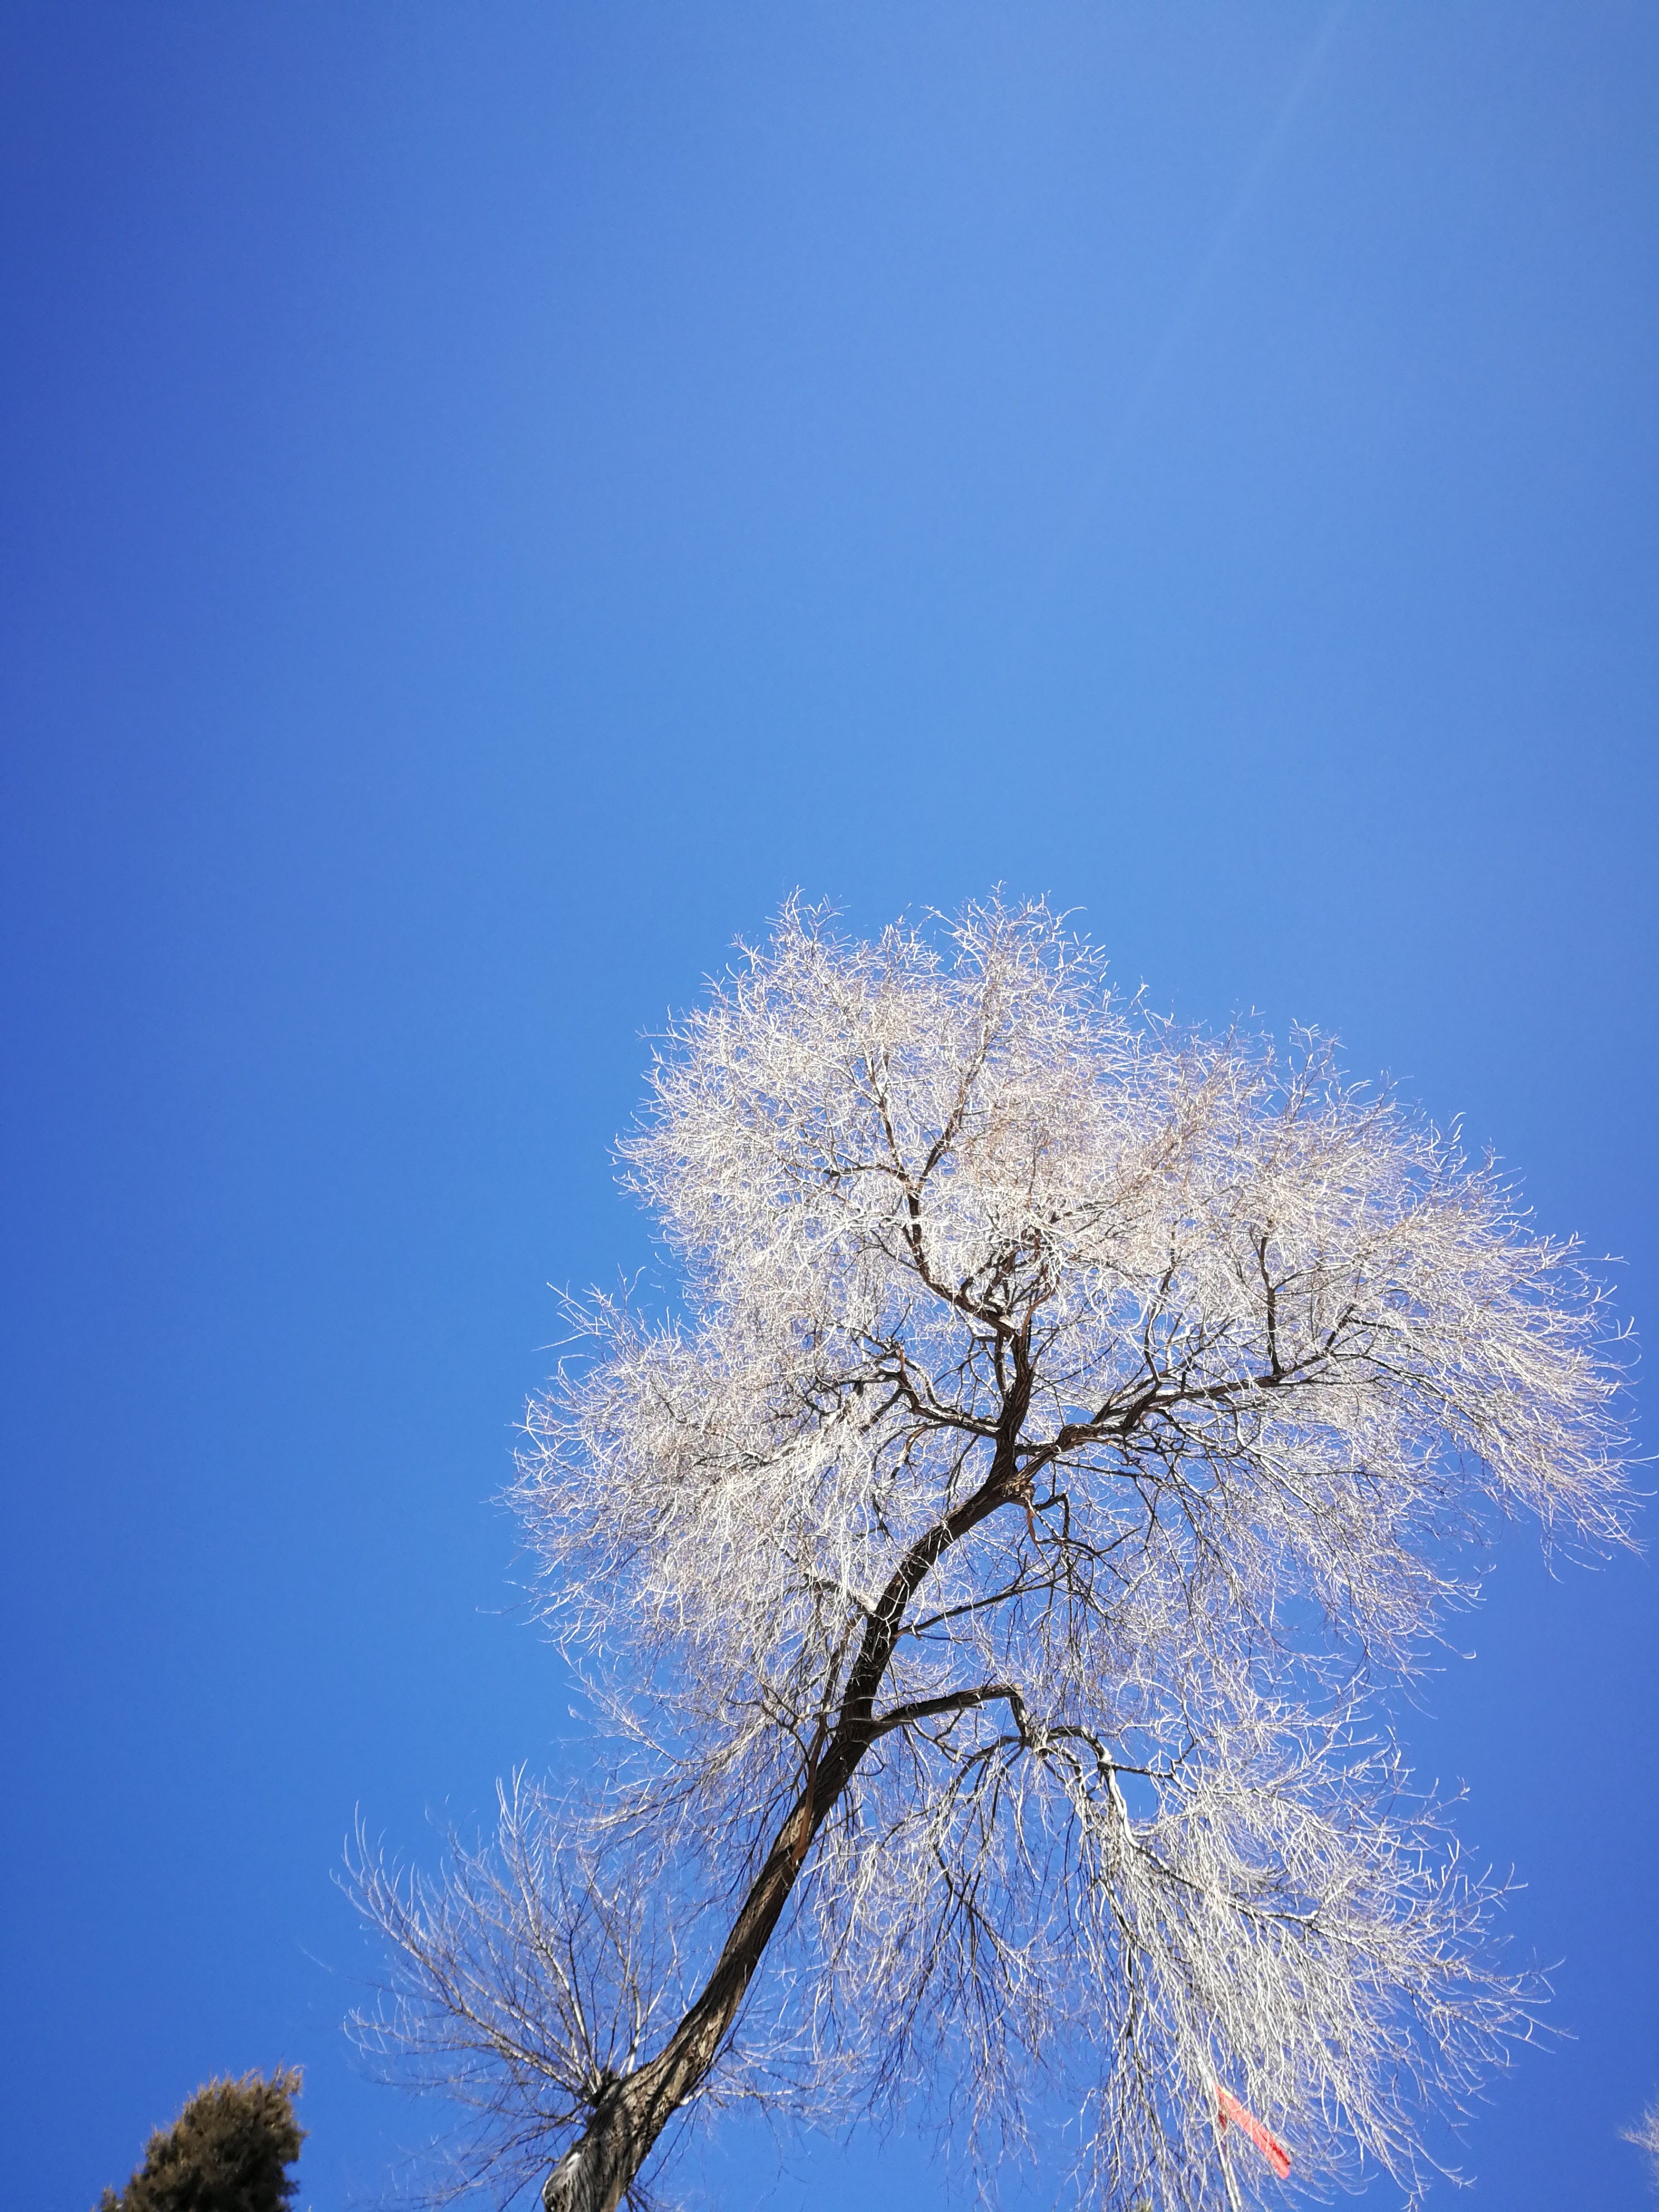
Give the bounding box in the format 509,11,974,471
543,1454,1022,2212
542,1779,817,2212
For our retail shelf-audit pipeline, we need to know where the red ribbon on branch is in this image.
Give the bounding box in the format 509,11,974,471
1216,2085,1292,2180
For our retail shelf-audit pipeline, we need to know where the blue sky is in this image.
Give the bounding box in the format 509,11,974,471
2,6,1654,2208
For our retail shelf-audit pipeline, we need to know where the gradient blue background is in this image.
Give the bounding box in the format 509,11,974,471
3,5,1654,2206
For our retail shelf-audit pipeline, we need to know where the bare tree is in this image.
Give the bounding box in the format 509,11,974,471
350,898,1632,2212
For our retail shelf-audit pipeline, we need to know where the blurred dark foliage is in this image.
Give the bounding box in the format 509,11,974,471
96,2069,304,2212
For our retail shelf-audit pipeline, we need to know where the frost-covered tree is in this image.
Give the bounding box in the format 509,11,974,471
350,899,1632,2212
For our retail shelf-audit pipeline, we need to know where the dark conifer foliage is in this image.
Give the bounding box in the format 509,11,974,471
96,2069,304,2212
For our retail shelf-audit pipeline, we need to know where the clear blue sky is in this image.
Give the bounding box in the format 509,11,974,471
3,6,1654,2208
